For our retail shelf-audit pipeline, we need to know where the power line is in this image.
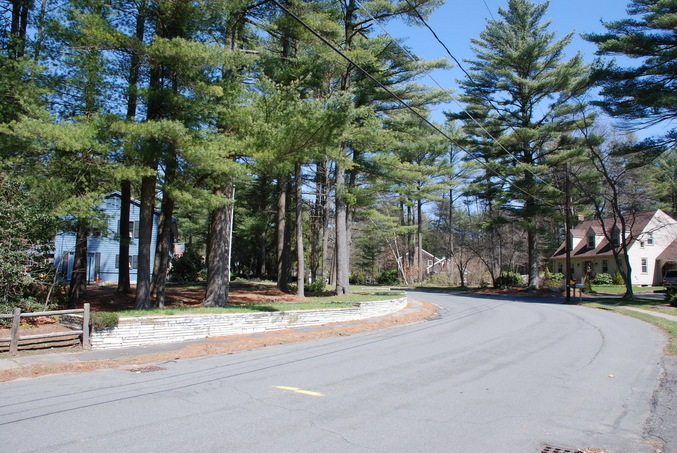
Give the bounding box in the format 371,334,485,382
400,0,563,196
270,0,559,207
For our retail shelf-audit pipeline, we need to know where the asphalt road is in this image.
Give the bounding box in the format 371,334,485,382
0,291,668,453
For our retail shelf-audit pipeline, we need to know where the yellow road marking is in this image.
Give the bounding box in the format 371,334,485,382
273,386,324,397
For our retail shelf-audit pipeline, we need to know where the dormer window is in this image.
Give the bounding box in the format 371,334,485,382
647,232,654,246
587,235,595,248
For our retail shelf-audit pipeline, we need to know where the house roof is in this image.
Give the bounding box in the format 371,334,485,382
657,238,677,263
552,211,659,259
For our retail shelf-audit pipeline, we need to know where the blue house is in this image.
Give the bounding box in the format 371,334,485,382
53,193,161,285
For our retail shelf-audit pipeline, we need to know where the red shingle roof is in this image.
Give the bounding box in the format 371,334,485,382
657,238,677,263
552,211,657,259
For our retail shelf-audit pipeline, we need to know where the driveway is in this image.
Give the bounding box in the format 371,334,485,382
0,291,669,453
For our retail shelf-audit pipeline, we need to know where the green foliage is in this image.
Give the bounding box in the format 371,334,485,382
666,289,677,308
448,0,590,283
89,311,119,330
612,270,624,285
542,270,564,289
169,249,203,282
349,272,366,285
304,280,325,294
494,272,524,289
586,0,677,151
377,269,399,286
592,273,613,285
0,173,61,313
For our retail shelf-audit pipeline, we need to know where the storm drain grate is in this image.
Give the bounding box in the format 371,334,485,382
541,447,584,453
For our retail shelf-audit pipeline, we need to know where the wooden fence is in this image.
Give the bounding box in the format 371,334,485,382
0,304,90,355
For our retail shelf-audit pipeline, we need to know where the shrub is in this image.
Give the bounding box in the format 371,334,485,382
169,249,203,282
541,271,564,289
666,288,677,308
377,269,399,285
592,273,613,285
198,269,208,282
612,270,624,285
349,272,366,285
305,279,325,293
89,311,119,330
494,272,524,289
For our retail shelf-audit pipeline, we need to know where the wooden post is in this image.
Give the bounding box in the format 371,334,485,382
9,307,21,356
82,303,91,349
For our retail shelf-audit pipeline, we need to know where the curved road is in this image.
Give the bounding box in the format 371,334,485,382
0,291,667,452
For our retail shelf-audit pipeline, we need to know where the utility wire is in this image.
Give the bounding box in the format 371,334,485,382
400,0,563,196
271,0,559,207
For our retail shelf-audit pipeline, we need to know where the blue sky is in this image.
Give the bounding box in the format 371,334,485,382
383,0,637,128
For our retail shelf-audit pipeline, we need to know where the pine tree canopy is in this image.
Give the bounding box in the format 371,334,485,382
586,0,677,151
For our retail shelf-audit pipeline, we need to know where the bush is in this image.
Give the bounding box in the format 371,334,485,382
89,311,119,330
198,269,208,282
612,270,624,285
304,279,325,293
666,288,677,308
592,273,613,285
169,249,203,282
349,272,366,285
494,272,524,289
377,269,399,285
541,270,564,289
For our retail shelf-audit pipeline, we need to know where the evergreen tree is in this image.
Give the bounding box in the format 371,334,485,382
586,0,677,153
447,0,590,287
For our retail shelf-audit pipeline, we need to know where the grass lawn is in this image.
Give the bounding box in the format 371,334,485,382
590,284,664,294
103,283,405,317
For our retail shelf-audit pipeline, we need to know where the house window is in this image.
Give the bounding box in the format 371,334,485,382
647,232,654,246
119,221,140,239
557,263,563,274
640,241,645,248
427,260,433,267
117,255,137,269
641,258,648,274
588,235,595,248
602,260,608,273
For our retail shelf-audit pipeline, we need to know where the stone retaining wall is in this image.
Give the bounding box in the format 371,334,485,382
85,298,406,350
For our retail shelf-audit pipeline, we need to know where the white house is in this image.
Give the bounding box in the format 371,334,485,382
53,193,161,285
551,210,677,286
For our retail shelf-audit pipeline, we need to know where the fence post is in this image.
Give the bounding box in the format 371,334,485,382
82,303,91,350
9,307,21,356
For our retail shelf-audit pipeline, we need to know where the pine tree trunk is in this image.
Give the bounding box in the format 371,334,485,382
310,161,324,282
135,174,156,309
417,197,423,283
321,161,331,284
204,182,234,307
296,162,305,297
276,175,290,291
335,160,350,295
150,190,174,307
117,180,131,293
68,221,88,308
